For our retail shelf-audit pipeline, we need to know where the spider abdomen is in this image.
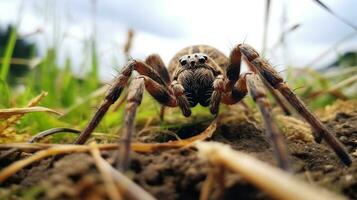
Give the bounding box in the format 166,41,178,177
178,68,215,107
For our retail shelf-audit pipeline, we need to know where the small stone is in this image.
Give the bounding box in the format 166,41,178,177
339,136,347,142
345,175,353,182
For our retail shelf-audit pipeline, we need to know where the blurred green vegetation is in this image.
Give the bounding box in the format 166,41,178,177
0,23,356,143
0,25,36,85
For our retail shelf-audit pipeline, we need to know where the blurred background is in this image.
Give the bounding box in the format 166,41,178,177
0,0,356,141
1,0,356,80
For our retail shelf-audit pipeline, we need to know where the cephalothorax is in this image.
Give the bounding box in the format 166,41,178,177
74,44,352,171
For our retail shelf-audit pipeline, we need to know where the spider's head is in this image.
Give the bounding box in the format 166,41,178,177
179,53,208,68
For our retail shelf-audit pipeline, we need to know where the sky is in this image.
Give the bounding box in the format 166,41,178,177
0,0,356,80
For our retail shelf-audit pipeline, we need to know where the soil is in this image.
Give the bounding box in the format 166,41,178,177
1,102,357,200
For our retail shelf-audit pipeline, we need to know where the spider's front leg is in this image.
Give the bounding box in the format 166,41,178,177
145,54,171,120
210,46,242,114
246,73,291,171
74,60,174,145
117,75,177,171
239,44,352,166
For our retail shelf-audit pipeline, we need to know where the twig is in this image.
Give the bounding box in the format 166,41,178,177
0,128,80,161
0,145,91,183
199,166,215,200
28,127,80,143
124,29,134,62
0,92,48,132
90,143,156,200
0,122,217,183
89,142,123,200
323,66,357,79
262,0,271,55
312,0,357,31
196,142,347,200
304,32,357,67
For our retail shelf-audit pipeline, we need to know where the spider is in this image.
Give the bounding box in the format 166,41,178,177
73,44,352,171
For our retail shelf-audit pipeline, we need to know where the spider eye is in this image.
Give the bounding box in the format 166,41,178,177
198,57,205,64
198,55,207,64
180,59,187,66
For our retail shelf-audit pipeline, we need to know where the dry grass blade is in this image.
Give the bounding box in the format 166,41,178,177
89,142,123,200
0,91,49,132
262,0,271,55
312,0,357,31
28,127,80,143
62,85,109,116
89,142,156,200
124,29,134,61
0,128,80,161
196,142,347,200
199,168,215,200
271,24,301,50
0,106,62,119
304,32,357,67
0,119,217,183
307,75,357,100
323,66,357,79
0,145,91,183
119,118,217,154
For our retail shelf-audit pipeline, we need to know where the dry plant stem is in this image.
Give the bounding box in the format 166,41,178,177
0,148,19,161
0,106,62,120
103,158,157,200
0,128,80,161
196,142,347,200
246,74,291,171
124,29,134,62
0,122,217,183
0,143,154,200
89,142,123,200
199,167,215,200
239,44,352,166
0,92,47,131
324,66,357,79
28,127,81,143
0,145,91,183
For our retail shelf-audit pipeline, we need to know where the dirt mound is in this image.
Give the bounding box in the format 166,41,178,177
1,102,357,200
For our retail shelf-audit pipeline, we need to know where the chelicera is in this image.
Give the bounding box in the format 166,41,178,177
73,44,352,171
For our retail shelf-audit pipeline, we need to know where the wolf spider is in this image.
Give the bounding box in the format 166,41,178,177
74,44,352,171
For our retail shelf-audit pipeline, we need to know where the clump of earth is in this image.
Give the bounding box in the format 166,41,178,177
1,100,357,200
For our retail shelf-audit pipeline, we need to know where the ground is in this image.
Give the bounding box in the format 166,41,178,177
1,100,357,200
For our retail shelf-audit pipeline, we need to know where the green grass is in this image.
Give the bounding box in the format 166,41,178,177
0,24,355,143
0,26,17,80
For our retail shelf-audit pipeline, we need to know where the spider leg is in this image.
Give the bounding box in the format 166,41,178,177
210,74,225,114
74,60,172,145
227,45,291,115
145,54,171,85
239,44,352,166
171,80,191,117
225,45,242,91
261,78,292,116
145,54,171,120
117,75,177,171
246,73,291,171
221,74,248,105
117,77,144,171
